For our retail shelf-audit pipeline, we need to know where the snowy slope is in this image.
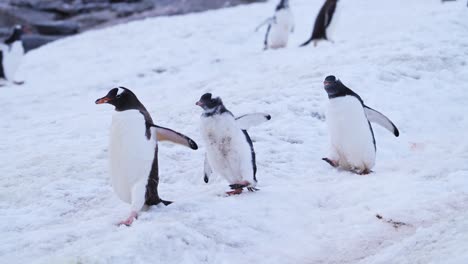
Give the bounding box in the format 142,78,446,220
1,0,468,263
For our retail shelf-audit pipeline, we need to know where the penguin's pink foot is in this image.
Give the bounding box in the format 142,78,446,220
226,189,243,196
322,157,338,168
118,211,138,226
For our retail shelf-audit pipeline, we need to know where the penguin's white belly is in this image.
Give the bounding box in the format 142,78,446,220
268,9,294,49
201,114,253,184
109,110,155,203
3,41,24,81
327,96,375,170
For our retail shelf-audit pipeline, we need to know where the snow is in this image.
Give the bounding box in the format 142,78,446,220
1,0,468,263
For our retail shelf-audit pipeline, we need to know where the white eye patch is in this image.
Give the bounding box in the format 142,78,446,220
117,87,125,96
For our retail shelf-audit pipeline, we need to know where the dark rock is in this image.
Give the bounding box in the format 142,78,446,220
22,34,60,52
111,0,154,18
0,28,11,39
82,0,110,3
34,20,80,35
2,0,266,52
110,0,142,3
70,10,116,29
0,4,56,28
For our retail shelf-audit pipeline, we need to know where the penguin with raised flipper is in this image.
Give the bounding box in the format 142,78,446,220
96,87,198,226
322,76,399,174
0,25,25,85
300,0,339,47
196,93,270,195
256,0,294,50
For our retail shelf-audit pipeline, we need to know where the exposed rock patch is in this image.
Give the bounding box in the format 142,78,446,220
0,0,264,51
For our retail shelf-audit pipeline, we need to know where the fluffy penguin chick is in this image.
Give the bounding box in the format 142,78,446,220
196,93,270,195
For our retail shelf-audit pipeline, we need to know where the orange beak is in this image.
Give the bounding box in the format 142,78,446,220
95,97,111,104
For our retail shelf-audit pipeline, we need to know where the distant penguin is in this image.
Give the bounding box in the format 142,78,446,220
96,87,198,225
0,25,25,84
300,0,339,47
322,76,399,174
256,0,294,50
196,93,271,195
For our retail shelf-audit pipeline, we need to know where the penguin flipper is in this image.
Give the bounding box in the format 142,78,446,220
255,17,274,32
0,50,4,79
364,105,399,137
153,125,199,149
236,113,271,130
204,154,212,183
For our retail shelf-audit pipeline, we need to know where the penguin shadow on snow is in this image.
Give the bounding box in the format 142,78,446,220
95,87,198,226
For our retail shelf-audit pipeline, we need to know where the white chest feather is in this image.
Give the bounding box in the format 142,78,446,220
327,96,375,170
2,41,24,81
268,9,294,48
200,114,253,184
109,110,156,202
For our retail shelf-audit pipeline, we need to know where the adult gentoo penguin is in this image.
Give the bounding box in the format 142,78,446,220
196,93,271,195
0,25,25,84
322,76,399,174
96,87,198,225
256,0,294,50
300,0,339,47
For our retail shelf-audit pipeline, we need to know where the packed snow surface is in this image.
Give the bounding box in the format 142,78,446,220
1,0,468,263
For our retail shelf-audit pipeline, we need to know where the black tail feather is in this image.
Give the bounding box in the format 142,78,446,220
160,199,172,206
300,38,313,47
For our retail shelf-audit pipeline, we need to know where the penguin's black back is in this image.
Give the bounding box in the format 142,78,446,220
144,146,171,206
242,130,257,182
0,51,4,79
312,0,337,40
301,0,337,46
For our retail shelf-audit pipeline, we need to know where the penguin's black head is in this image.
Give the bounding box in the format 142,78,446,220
323,75,341,97
196,93,223,111
95,87,143,111
276,0,289,10
6,25,24,43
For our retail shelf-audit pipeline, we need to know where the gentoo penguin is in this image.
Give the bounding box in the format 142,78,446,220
196,93,271,195
96,87,198,225
255,0,294,50
322,76,399,174
0,25,25,84
300,0,339,47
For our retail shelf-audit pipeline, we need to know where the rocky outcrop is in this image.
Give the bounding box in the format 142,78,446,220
0,0,264,52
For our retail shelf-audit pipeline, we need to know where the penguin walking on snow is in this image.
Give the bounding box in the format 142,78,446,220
322,76,399,174
196,93,271,195
96,87,198,226
0,25,25,85
300,0,339,47
256,0,294,50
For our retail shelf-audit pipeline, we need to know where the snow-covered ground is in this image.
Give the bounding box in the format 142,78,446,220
1,0,468,263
